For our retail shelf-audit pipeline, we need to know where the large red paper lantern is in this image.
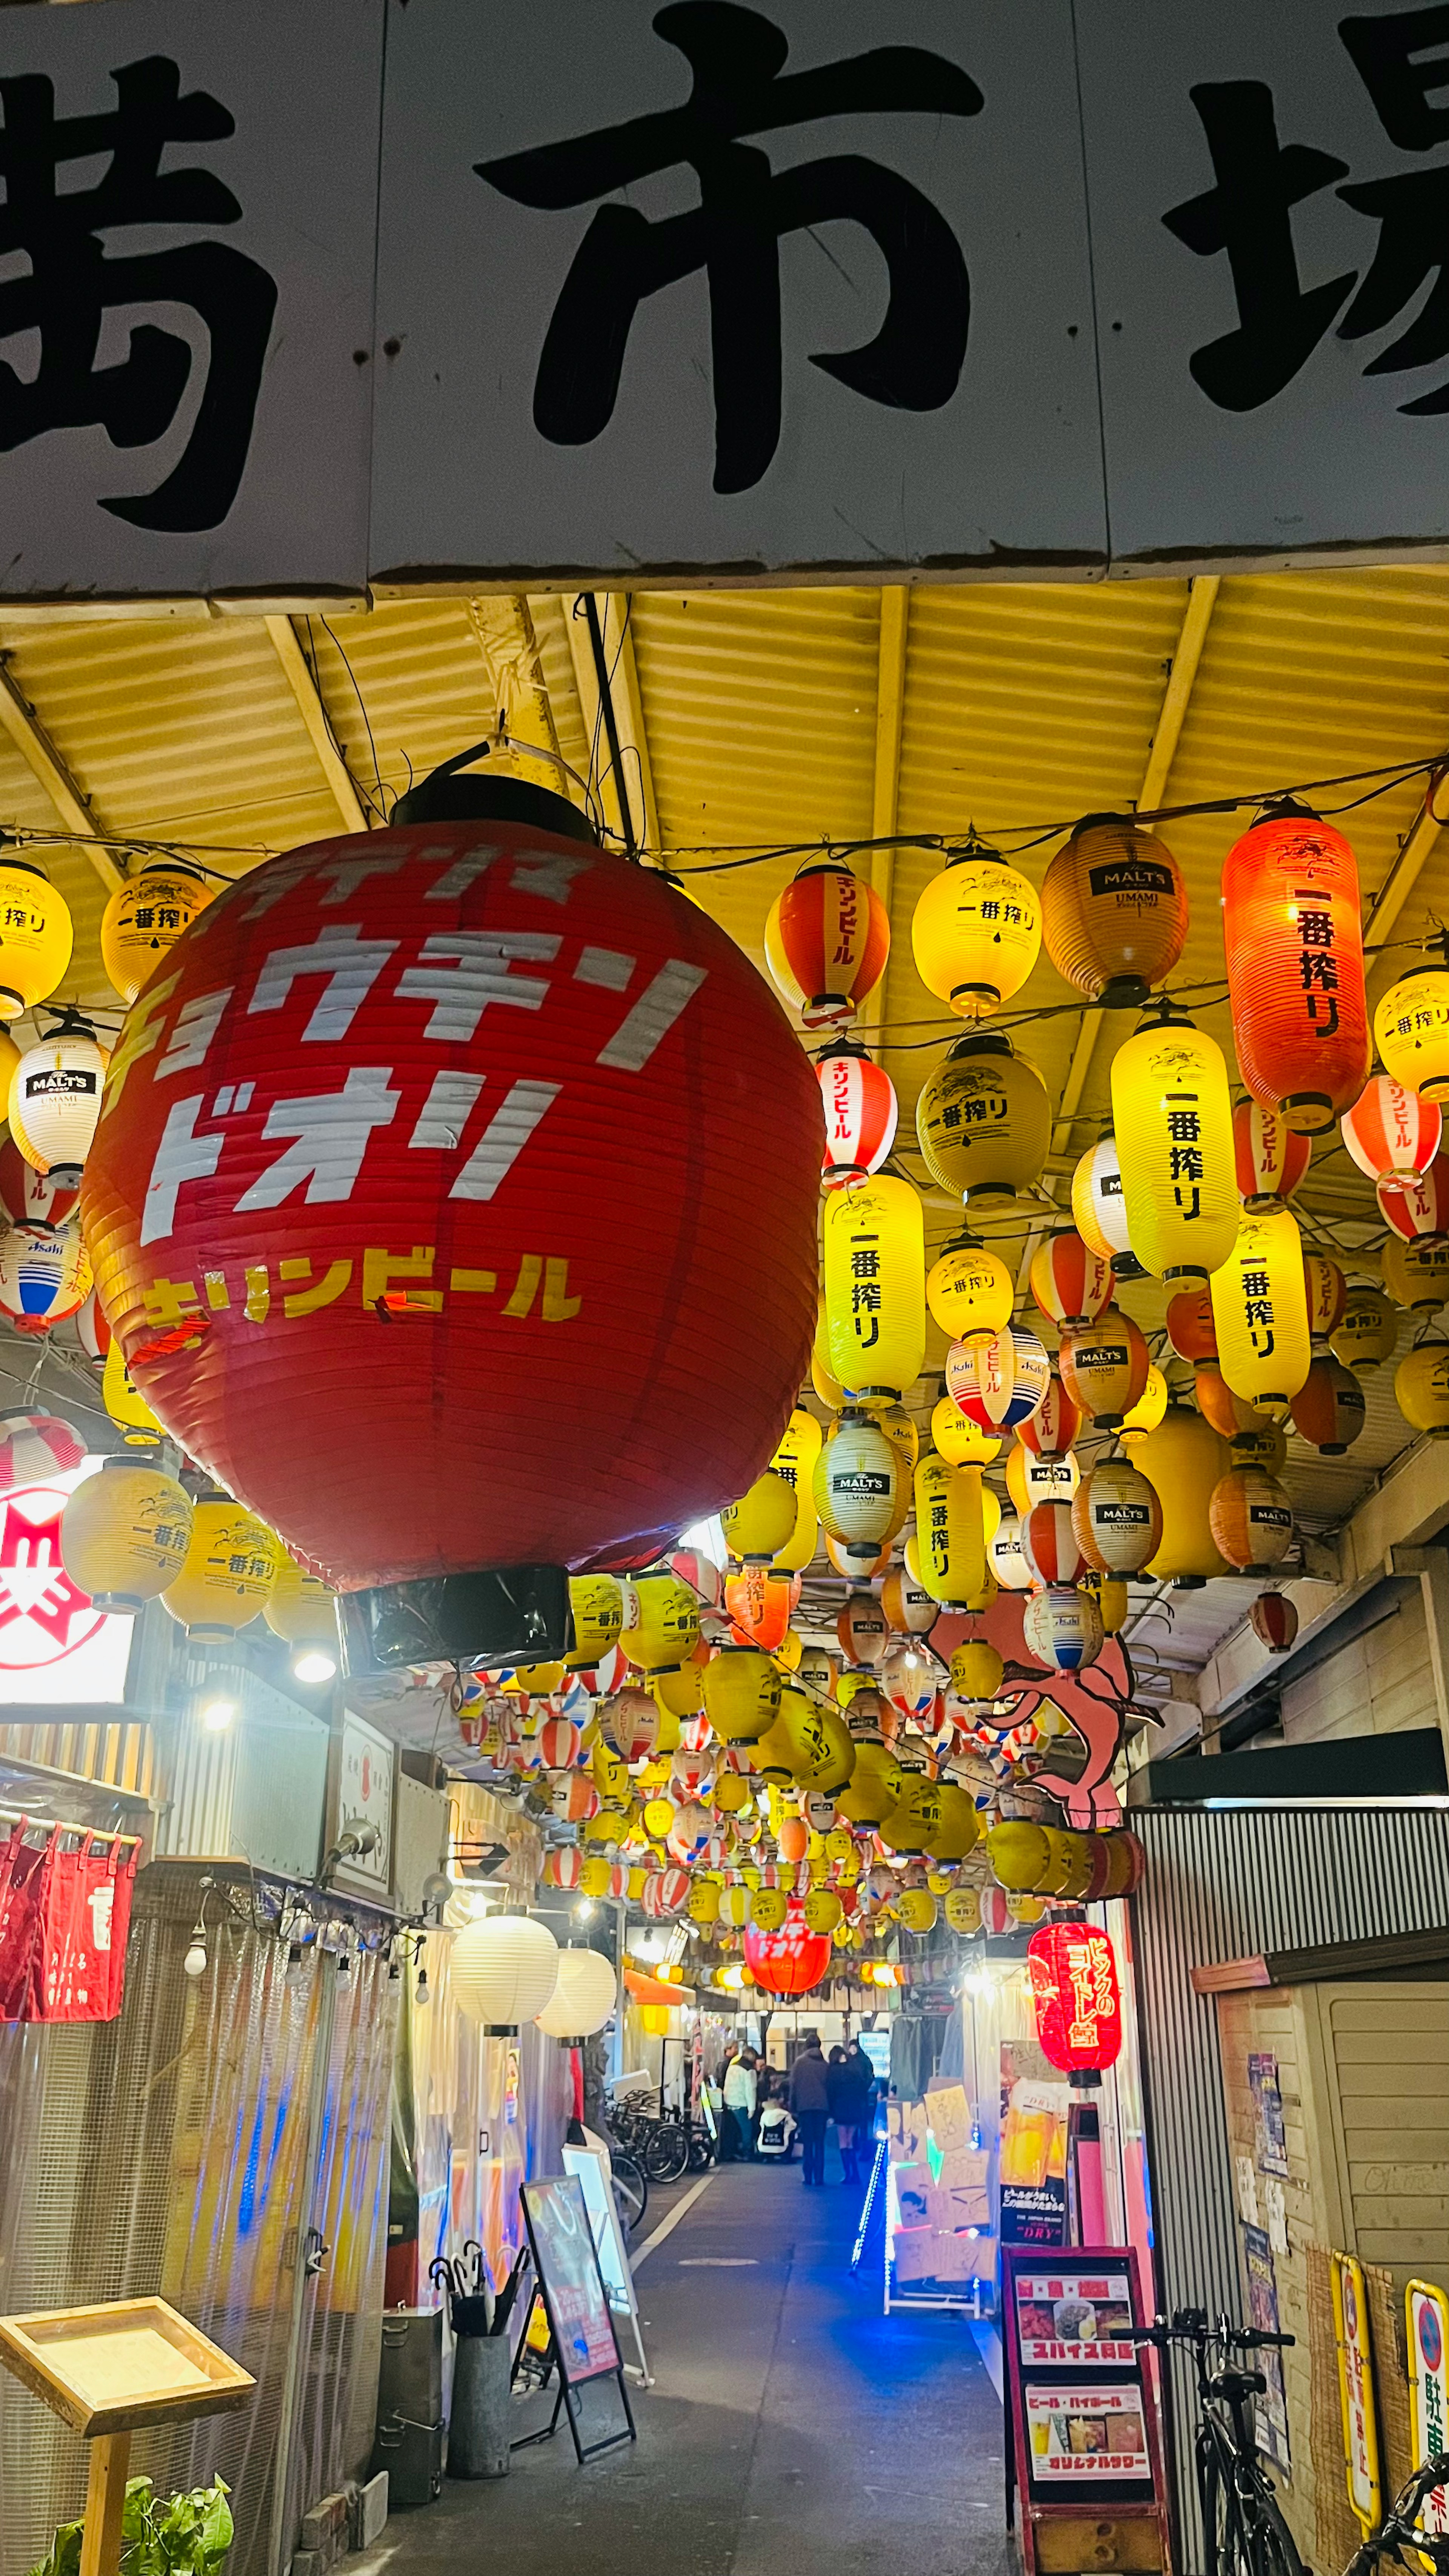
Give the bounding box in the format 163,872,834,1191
82,806,822,1664
816,1044,897,1189
1026,1921,1123,2074
1222,807,1371,1135
744,1904,834,1996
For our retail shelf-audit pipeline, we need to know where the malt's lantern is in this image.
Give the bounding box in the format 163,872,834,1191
1166,1287,1217,1363
1378,1151,1449,1244
1041,816,1188,1004
1395,1339,1449,1438
1071,1132,1142,1278
816,1043,897,1188
1381,1232,1449,1311
1250,1592,1298,1654
1375,938,1449,1100
911,843,1041,1021
1222,805,1371,1133
1023,1584,1103,1673
1208,1465,1294,1572
101,861,213,1006
0,857,72,1018
1211,1207,1312,1418
1006,1442,1078,1516
1330,1286,1398,1374
945,1323,1049,1433
1027,1922,1123,2074
84,799,822,1664
60,1454,193,1612
1018,1374,1081,1459
765,860,888,1030
989,1510,1032,1590
822,1175,925,1402
1071,1457,1162,1576
1289,1354,1366,1454
881,1565,937,1635
1134,1404,1230,1587
813,1412,899,1561
8,1014,108,1189
929,1393,999,1467
1111,1006,1237,1283
1232,1100,1312,1208
915,1032,1051,1205
925,1237,1014,1347
1057,1308,1149,1430
1029,1229,1114,1331
1341,1075,1440,1195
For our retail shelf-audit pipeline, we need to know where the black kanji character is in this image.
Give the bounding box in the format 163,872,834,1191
0,56,277,531
1337,166,1449,411
1163,83,1354,408
476,2,981,493
1340,4,1449,151
1296,906,1335,946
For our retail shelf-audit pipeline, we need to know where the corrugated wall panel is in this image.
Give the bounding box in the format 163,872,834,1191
1132,1805,1449,2570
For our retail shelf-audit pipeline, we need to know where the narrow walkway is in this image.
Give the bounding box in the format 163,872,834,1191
360,2145,1006,2576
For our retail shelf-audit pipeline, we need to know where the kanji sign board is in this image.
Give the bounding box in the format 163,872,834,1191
7,0,1449,596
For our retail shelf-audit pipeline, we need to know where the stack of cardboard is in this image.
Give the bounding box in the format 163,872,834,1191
888,2082,994,2289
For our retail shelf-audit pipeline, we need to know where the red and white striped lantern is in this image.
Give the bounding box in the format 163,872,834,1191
641,1867,690,1918
1249,1592,1298,1655
537,1716,582,1771
765,861,889,1030
549,1773,599,1824
1017,1374,1081,1459
1232,1099,1312,1207
543,1845,583,1890
817,1046,898,1189
1020,1500,1088,1589
1378,1150,1449,1243
1028,1229,1113,1329
75,1287,112,1364
1342,1075,1441,1194
602,1687,659,1764
945,1323,1050,1433
0,1410,85,1491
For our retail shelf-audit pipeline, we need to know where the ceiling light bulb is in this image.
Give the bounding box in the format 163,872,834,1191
292,1648,337,1685
183,1938,208,1979
415,1967,430,2007
199,1696,235,1733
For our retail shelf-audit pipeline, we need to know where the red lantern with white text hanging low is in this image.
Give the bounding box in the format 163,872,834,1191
1378,1150,1449,1244
744,1904,833,1996
1341,1075,1441,1196
1232,1099,1312,1209
1289,1354,1366,1454
724,1567,797,1654
1222,804,1371,1134
944,1323,1049,1434
816,1043,897,1187
82,794,823,1664
766,861,888,1030
1027,1921,1123,2075
1018,1374,1081,1459
1029,1228,1114,1331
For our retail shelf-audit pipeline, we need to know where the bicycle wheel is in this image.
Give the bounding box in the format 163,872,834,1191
610,2150,648,2242
1200,2426,1244,2576
644,2122,691,2182
1253,2485,1306,2576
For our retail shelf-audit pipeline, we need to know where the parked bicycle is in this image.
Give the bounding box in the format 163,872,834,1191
1133,2309,1302,2576
1345,2453,1449,2576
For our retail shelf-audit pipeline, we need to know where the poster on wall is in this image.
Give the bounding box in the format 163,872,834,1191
1000,2043,1070,2248
1024,2384,1152,2485
1241,2224,1291,2474
1406,2282,1449,2543
1248,2054,1290,2178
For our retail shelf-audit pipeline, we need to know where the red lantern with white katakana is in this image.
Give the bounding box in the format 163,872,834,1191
816,1044,897,1189
1026,1920,1123,2074
1018,1374,1081,1459
1029,1229,1113,1330
1341,1075,1441,1195
1232,1100,1312,1208
1221,807,1371,1135
765,861,889,1031
81,801,823,1667
1378,1150,1449,1244
744,1902,834,1996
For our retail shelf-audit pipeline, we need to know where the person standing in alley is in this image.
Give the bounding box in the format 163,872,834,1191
828,2041,873,2185
789,2034,831,2185
722,2045,757,2161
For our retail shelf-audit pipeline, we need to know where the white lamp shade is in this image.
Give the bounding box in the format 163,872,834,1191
535,1947,618,2039
451,1915,559,2030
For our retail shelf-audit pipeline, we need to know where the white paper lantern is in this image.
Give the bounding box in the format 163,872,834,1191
8,1020,107,1186
451,1914,559,2031
535,1945,618,2039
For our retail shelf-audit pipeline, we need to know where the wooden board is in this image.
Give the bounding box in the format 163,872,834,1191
0,2296,253,2437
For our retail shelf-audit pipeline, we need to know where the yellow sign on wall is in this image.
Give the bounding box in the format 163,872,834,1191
1406,2280,1449,2557
1331,2250,1381,2536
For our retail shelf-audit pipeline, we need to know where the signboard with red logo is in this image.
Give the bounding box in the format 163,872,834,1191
1002,2245,1170,2576
1332,2250,1382,2536
1407,2281,1449,2547
0,1467,134,1707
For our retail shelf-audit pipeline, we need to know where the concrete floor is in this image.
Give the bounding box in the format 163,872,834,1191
357,2144,1007,2576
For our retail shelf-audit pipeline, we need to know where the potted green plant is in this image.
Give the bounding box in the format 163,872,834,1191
30,2478,233,2576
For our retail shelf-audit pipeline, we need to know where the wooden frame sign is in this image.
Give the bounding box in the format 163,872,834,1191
1001,2247,1171,2576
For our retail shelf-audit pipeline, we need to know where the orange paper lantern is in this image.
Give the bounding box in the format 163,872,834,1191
1221,806,1371,1135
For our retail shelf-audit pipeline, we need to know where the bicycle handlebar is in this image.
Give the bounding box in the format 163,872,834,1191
1345,2454,1449,2576
1130,2316,1295,2352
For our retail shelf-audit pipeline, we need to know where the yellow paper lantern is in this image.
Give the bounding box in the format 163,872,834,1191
929,1393,1000,1466
703,1646,781,1742
1382,1232,1449,1312
945,1887,981,1935
925,1784,981,1863
951,1639,1004,1701
579,1855,612,1898
916,1032,1052,1207
835,1741,903,1827
1121,1362,1169,1446
799,1704,857,1797
878,1776,945,1856
803,1889,842,1935
60,1456,193,1613
752,1686,824,1783
813,1410,900,1562
652,1662,704,1719
1042,818,1189,1004
1374,947,1449,1100
912,1454,991,1608
1080,1567,1129,1634
896,1888,937,1933
1111,1008,1238,1283
822,1175,925,1402
875,1400,920,1487
567,1573,624,1668
1395,1339,1449,1438
100,861,212,1006
160,1493,278,1640
988,1821,1052,1891
0,859,72,1019
812,1296,848,1412
264,1553,338,1652
769,1407,823,1572
620,1571,701,1671
1133,1405,1230,1587
721,1468,798,1565
926,1238,1014,1347
642,1796,676,1839
592,1742,631,1807
102,1335,165,1446
1330,1286,1398,1374
1039,1828,1093,1900
751,1886,788,1930
912,844,1041,1021
688,1879,721,1926
826,1826,855,1865
1211,1206,1312,1419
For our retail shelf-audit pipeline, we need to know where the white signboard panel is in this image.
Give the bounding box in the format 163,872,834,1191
1080,0,1449,566
0,0,383,601
0,1464,134,1704
370,0,1106,583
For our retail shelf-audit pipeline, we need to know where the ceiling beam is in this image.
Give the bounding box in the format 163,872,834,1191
1051,574,1221,1151
264,615,369,835
565,594,660,857
1364,793,1441,949
0,661,121,893
858,587,909,1050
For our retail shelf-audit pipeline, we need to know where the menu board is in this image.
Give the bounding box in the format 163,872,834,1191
1014,2268,1137,2365
1026,2384,1153,2483
520,2178,621,2385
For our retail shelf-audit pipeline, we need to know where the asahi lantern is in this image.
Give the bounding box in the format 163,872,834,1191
82,797,823,1666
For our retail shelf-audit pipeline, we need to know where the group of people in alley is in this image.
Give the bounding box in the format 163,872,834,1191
717,2034,877,2184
